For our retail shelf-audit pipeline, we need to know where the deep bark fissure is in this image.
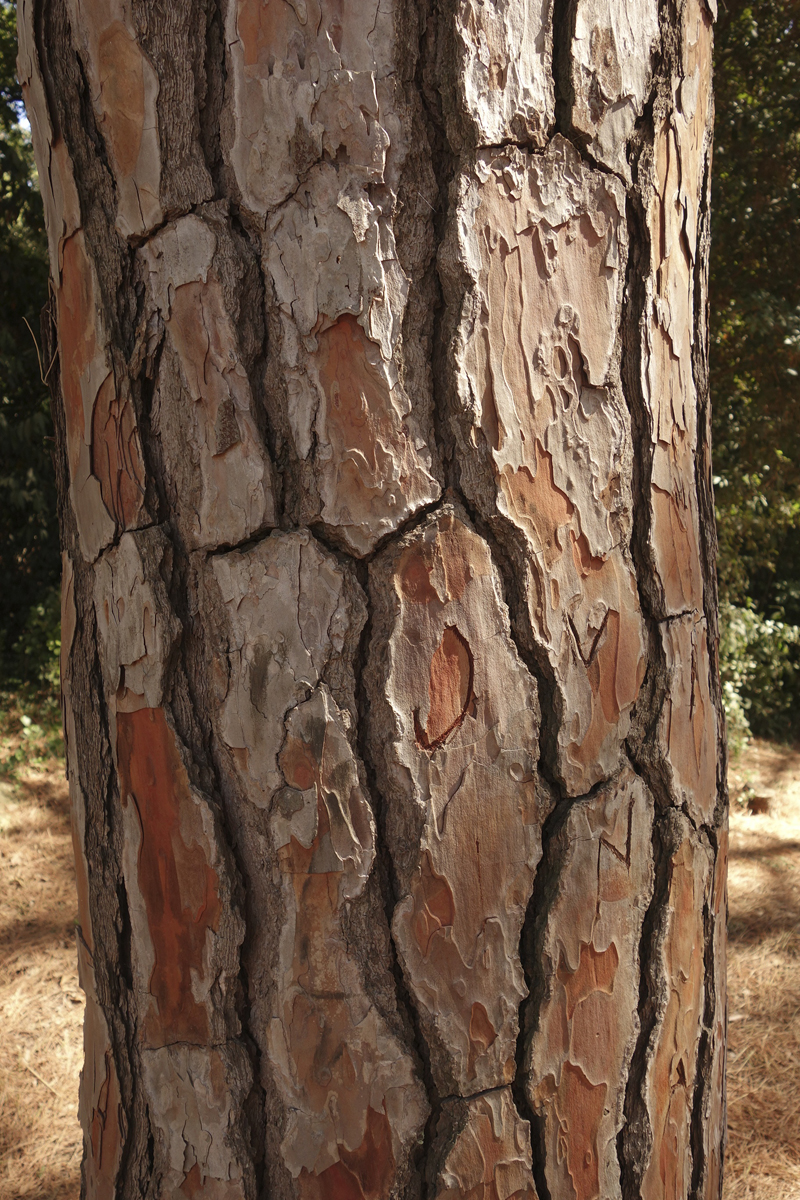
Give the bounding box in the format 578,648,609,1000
551,0,578,139
38,0,137,350
166,550,267,1188
197,0,226,195
618,809,671,1200
689,839,717,1200
351,576,440,1198
512,793,573,1200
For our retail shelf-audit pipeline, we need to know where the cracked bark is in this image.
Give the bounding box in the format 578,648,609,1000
21,0,725,1196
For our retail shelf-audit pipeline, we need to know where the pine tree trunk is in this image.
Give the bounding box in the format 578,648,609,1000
18,0,726,1196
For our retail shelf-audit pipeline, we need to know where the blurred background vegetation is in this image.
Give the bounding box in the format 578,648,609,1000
713,0,800,748
1,0,63,770
0,0,798,764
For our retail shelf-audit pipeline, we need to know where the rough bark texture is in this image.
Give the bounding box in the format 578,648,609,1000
19,0,725,1196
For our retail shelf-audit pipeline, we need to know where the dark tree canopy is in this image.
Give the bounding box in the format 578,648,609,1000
0,0,58,688
712,1,800,613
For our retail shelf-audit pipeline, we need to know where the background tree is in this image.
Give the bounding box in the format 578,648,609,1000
18,0,726,1198
712,1,800,738
0,0,59,691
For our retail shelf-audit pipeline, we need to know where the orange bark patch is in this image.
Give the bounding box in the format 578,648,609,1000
467,1002,497,1080
91,373,145,526
318,315,390,476
117,708,222,1047
411,851,456,959
559,941,619,1020
652,482,703,612
642,837,707,1200
88,1049,122,1200
59,231,144,532
237,0,297,70
97,21,145,178
414,626,474,750
500,444,573,568
299,1107,395,1200
180,1163,203,1198
438,515,479,601
571,530,605,577
398,544,439,604
280,732,319,794
556,1062,607,1200
433,1092,538,1200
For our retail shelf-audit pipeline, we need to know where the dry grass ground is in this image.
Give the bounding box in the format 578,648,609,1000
726,740,800,1199
0,740,798,1198
0,764,82,1200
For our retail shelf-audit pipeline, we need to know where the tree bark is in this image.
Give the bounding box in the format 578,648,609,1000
18,0,726,1196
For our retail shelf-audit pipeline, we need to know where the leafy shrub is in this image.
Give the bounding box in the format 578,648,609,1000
720,601,800,749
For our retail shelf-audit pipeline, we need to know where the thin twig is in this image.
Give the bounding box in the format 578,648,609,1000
21,1060,60,1096
22,316,57,385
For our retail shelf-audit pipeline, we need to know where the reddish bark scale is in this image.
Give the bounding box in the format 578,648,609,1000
91,373,145,527
97,21,144,177
59,231,144,533
557,1063,607,1200
88,1049,123,1200
116,708,222,1047
411,851,457,959
298,1107,395,1200
415,626,474,750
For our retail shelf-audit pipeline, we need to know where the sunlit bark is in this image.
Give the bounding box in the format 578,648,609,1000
19,0,725,1195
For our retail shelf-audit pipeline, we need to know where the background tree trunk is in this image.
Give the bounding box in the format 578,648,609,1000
18,0,726,1196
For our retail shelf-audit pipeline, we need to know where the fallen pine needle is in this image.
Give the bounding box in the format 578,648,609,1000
20,1060,60,1097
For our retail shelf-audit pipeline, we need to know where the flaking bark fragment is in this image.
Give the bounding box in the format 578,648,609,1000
19,1,150,562
639,0,713,622
635,813,713,1200
525,765,654,1200
366,503,549,1104
567,0,660,178
658,615,717,827
92,528,253,1196
429,1088,539,1200
225,0,441,555
139,212,276,551
65,0,163,238
442,137,646,796
444,0,555,150
204,529,428,1198
141,1043,253,1200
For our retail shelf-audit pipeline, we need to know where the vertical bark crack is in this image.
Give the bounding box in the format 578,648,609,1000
352,565,440,1197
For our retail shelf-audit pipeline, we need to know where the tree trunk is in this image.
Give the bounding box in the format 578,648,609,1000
18,0,726,1196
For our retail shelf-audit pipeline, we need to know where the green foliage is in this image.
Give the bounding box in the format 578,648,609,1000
0,0,60,689
712,2,800,618
719,602,800,749
0,677,64,779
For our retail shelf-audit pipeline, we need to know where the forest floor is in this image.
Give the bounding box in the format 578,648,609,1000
0,739,797,1198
